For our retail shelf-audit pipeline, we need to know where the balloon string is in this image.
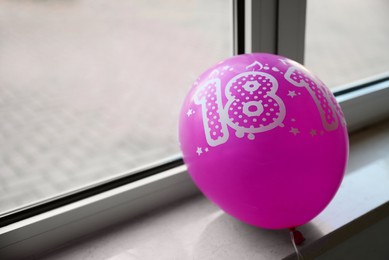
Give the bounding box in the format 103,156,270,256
289,228,305,260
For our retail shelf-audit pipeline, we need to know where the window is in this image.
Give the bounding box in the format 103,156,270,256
1,0,389,259
0,0,232,215
305,0,389,88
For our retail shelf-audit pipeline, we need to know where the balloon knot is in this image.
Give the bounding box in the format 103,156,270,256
289,227,305,245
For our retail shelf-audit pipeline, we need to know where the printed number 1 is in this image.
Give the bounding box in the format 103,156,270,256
194,79,229,146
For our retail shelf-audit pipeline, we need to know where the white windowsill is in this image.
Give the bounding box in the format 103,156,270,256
35,120,389,260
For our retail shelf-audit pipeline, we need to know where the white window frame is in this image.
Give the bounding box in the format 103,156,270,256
1,0,389,258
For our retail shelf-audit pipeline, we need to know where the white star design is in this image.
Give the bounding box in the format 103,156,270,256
205,147,209,152
196,147,203,156
290,127,300,136
187,109,193,117
288,91,297,98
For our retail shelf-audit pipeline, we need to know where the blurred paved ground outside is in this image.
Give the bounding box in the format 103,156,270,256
0,0,232,213
0,0,388,214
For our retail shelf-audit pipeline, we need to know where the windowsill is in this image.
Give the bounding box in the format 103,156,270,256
37,120,389,260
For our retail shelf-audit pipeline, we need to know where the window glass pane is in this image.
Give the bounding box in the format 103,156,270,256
0,0,232,214
305,0,389,88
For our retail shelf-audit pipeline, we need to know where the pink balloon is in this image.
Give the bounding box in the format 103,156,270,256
179,53,349,229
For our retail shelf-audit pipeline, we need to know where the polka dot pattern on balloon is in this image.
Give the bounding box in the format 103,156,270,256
194,78,229,146
224,72,286,138
227,74,280,129
285,67,340,131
